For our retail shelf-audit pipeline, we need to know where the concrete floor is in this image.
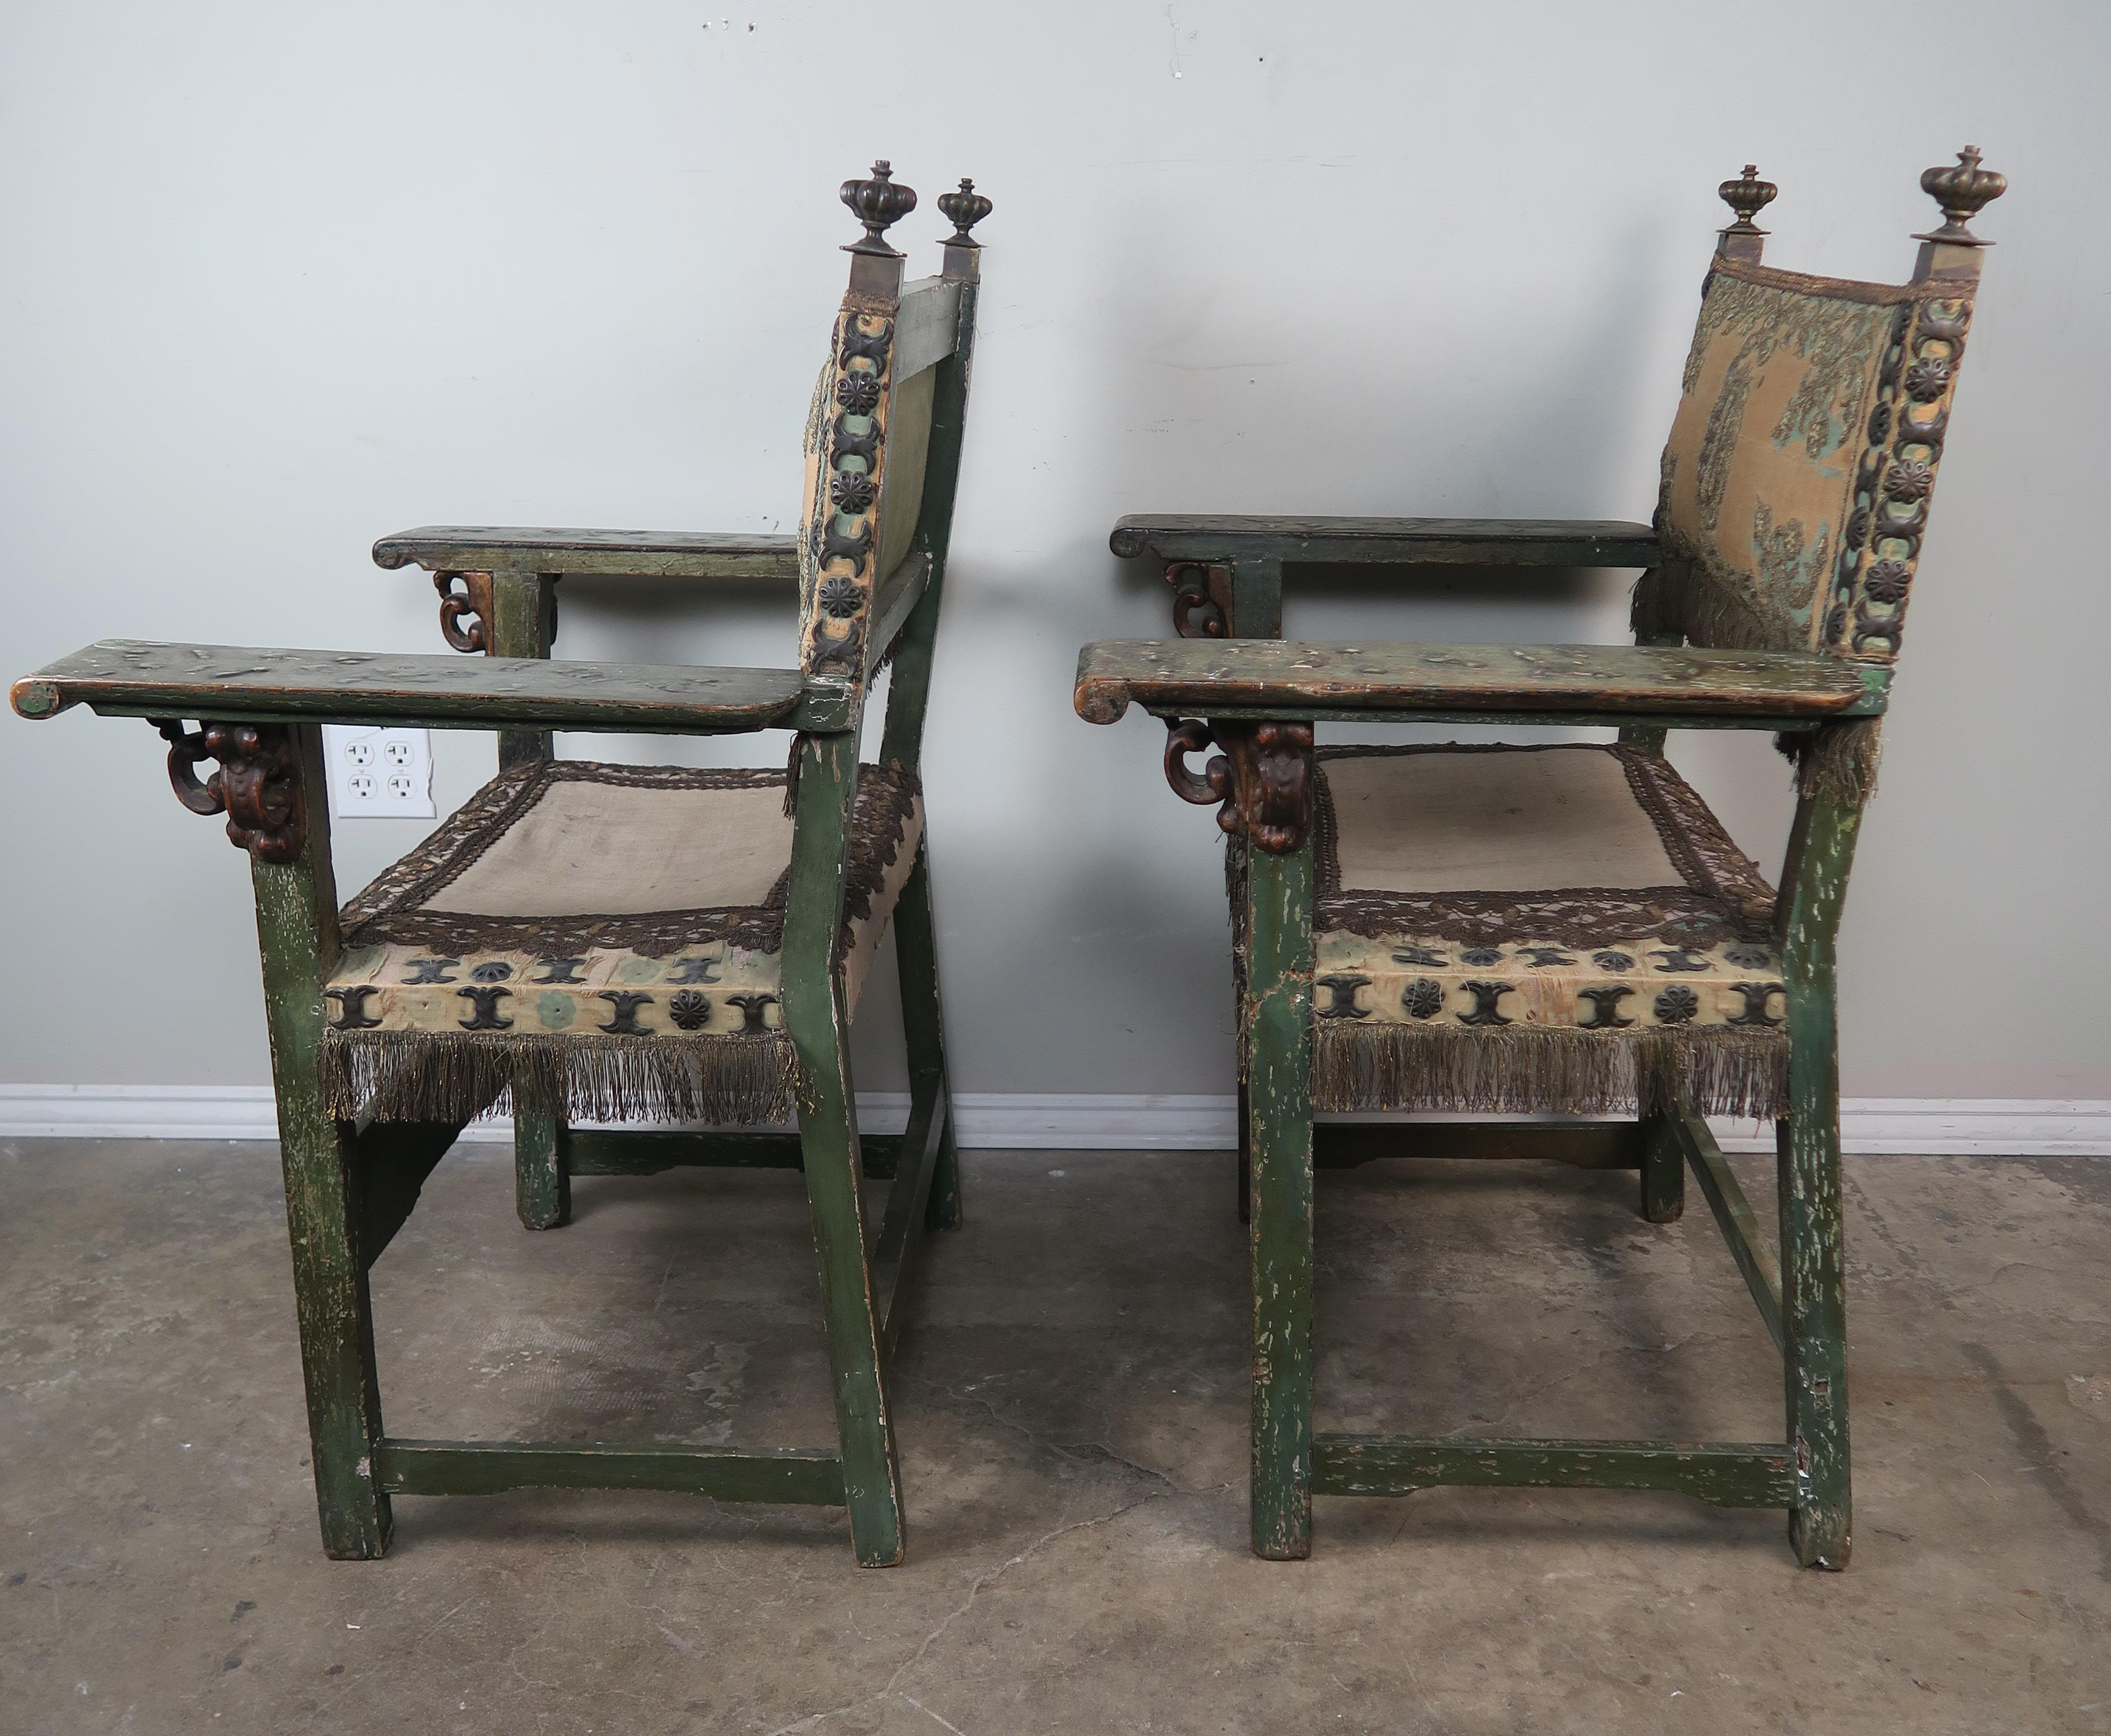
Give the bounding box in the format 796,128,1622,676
3,1138,2108,1735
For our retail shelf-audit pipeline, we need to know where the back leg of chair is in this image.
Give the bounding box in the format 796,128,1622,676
892,841,963,1231
514,1110,571,1230
1639,1112,1685,1222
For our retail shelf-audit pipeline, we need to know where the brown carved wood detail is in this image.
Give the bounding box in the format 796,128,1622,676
435,570,495,653
1162,716,1315,854
1165,561,1233,638
152,719,307,862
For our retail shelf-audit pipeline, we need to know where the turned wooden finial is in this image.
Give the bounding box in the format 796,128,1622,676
1915,145,2006,246
840,160,918,258
937,178,993,248
1718,163,1778,236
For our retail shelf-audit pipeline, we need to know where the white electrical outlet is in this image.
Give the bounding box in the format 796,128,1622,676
322,726,436,819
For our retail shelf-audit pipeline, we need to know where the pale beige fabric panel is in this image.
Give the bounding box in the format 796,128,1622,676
876,363,935,582
1325,749,1680,894
425,782,795,917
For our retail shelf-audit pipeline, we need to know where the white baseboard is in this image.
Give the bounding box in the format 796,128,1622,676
0,1086,2105,1156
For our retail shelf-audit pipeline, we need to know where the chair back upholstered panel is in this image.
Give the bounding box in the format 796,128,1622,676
1658,256,1978,664
796,253,963,676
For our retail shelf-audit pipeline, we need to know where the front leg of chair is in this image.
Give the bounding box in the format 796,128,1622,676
248,726,395,1557
1777,778,1861,1569
1244,830,1316,1560
784,731,906,1566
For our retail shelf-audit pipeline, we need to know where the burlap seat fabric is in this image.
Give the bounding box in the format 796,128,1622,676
320,759,922,1123
1235,744,1791,1117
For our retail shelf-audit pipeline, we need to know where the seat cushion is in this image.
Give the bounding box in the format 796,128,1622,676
321,759,922,1124
1256,744,1789,1118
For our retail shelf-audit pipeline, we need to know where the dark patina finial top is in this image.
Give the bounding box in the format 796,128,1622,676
937,177,994,248
1718,164,1778,235
1917,145,2006,246
841,160,918,258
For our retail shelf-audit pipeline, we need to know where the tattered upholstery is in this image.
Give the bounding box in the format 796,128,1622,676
1656,255,1977,667
1238,745,1790,1117
321,760,922,1124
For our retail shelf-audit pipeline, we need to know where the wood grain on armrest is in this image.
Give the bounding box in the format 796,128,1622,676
373,525,800,580
1108,515,1658,568
1073,638,1884,726
13,641,849,734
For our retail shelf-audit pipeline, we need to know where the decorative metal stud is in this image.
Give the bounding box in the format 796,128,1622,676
1915,146,2006,246
1718,164,1777,236
937,177,993,248
840,160,918,257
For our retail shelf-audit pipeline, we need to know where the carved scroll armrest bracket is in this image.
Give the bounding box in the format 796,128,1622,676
1163,716,1314,854
436,570,495,653
1164,561,1233,638
151,719,307,862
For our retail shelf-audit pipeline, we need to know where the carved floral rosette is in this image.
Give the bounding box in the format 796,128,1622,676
799,302,898,673
1823,289,1974,660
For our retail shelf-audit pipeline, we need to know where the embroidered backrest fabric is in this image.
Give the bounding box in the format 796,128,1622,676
1657,256,1978,664
795,302,941,676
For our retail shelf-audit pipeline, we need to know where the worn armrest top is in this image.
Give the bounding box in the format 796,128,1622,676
13,641,848,734
373,525,801,580
1108,515,1659,567
1073,638,1885,725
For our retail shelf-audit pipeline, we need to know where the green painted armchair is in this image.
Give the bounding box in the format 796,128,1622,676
13,163,995,1568
1080,150,2004,1568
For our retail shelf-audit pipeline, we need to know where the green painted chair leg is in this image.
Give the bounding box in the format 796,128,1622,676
251,727,392,1558
891,842,962,1232
1639,1112,1686,1223
1777,781,1860,1570
514,1109,571,1230
1245,836,1316,1560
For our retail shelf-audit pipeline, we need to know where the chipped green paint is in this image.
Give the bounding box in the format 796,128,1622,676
374,1438,844,1503
1312,1435,1797,1506
1776,751,1862,1569
781,726,906,1568
1245,836,1316,1560
1639,1113,1686,1223
251,725,392,1558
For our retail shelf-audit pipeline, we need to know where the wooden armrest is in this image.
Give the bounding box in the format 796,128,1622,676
13,641,852,734
373,525,800,580
1073,638,1885,726
1109,515,1658,568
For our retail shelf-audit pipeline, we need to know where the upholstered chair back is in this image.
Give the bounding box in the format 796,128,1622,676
795,163,981,679
1656,152,2003,667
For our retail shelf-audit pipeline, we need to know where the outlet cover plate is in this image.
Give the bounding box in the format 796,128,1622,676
321,725,436,819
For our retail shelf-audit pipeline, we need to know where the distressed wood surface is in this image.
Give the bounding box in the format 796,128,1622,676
372,1438,846,1504
873,1075,948,1358
1074,639,1887,726
781,729,906,1568
1110,514,1660,568
1639,1112,1686,1223
13,640,851,734
565,1128,904,1179
1676,1113,1785,1354
373,525,800,580
1313,1120,1644,1169
889,276,965,380
251,726,393,1558
487,573,558,771
1246,837,1316,1560
1312,1435,1798,1506
1777,760,1862,1569
892,845,962,1230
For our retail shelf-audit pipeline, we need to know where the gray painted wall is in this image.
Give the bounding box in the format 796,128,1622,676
5,1,2105,1103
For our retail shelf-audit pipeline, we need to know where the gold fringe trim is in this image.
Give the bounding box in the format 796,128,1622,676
1313,1022,1789,1119
322,1030,797,1126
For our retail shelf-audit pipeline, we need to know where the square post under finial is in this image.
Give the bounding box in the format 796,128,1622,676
1716,164,1777,265
1913,146,2006,283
